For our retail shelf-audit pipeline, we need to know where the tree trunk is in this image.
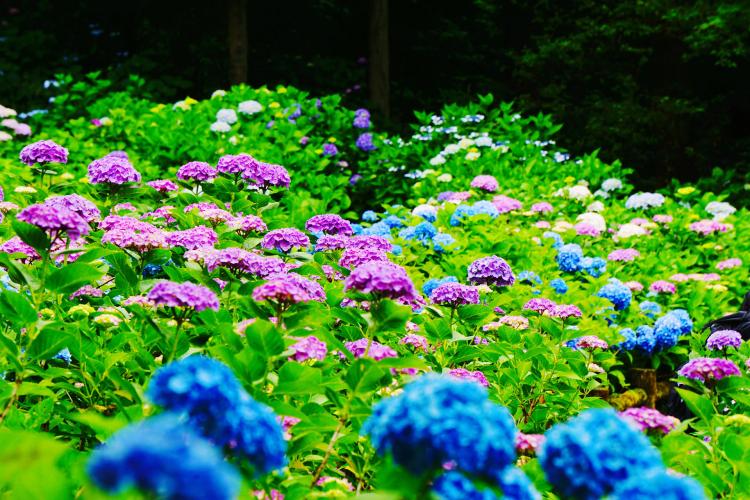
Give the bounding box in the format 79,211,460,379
228,0,248,85
369,0,390,118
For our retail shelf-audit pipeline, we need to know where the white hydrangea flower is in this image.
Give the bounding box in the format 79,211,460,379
216,108,238,124
568,185,592,201
625,192,665,210
238,100,263,114
705,201,736,221
429,155,446,166
0,104,17,118
474,136,493,147
465,151,480,161
211,90,227,99
457,138,474,149
443,144,460,155
587,201,605,212
576,212,607,232
210,121,231,133
437,173,452,183
553,221,574,233
0,131,12,142
616,223,648,239
601,178,623,192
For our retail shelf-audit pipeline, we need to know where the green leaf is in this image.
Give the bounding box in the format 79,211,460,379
0,290,37,327
457,304,493,325
345,359,390,395
246,321,285,357
275,363,323,395
46,261,105,294
0,429,70,498
11,220,50,255
676,387,715,423
26,325,71,361
371,300,411,332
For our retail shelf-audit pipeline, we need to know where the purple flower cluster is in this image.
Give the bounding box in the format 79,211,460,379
547,304,583,319
88,153,141,184
649,280,676,294
147,179,178,193
227,215,267,235
516,433,545,455
677,357,741,383
216,153,259,175
470,175,499,192
315,235,350,252
348,235,392,252
205,248,257,273
344,338,397,360
706,330,742,350
523,298,556,313
262,228,310,252
177,161,217,182
353,109,371,129
400,333,428,351
620,407,679,435
166,226,218,250
45,194,101,223
0,236,40,262
345,261,417,300
305,214,353,236
690,219,729,235
448,368,489,387
253,273,325,304
429,282,480,306
716,258,742,270
101,218,166,252
290,336,328,362
355,133,376,152
567,335,609,350
607,248,640,262
467,255,515,286
242,162,291,190
147,281,220,311
531,202,553,213
492,195,522,213
19,140,68,165
18,202,91,240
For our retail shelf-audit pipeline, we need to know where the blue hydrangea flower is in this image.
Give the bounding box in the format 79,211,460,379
413,205,437,222
472,201,499,218
450,205,477,226
556,244,583,272
539,408,664,499
518,270,543,285
542,231,564,249
610,469,707,500
639,301,662,318
549,278,568,294
653,309,692,350
362,221,393,237
361,210,378,222
53,348,72,364
146,356,286,474
597,280,632,310
383,215,404,229
496,467,541,500
87,414,241,500
423,276,458,298
581,257,606,278
400,222,438,243
617,328,637,350
635,325,657,353
390,244,403,256
142,263,163,278
351,223,363,235
361,375,517,478
432,472,500,500
433,233,456,253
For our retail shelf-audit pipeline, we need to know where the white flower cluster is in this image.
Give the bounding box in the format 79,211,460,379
705,201,736,221
625,192,665,210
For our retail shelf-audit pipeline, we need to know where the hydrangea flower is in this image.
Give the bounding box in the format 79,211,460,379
261,228,310,252
400,334,429,351
147,281,219,311
423,276,459,298
253,273,325,304
345,261,417,300
470,175,499,192
689,219,729,235
531,202,553,213
430,282,479,306
216,153,258,175
17,202,91,241
242,162,291,190
705,201,736,221
146,356,286,473
306,214,353,235
238,100,263,114
639,301,662,318
706,330,742,350
177,161,218,182
716,258,741,270
649,280,676,294
549,278,568,294
355,133,376,151
147,179,178,193
581,256,606,277
539,408,664,499
678,358,741,383
290,336,327,362
619,407,679,434
448,368,489,387
653,309,692,350
87,414,241,500
609,469,707,500
625,192,665,210
338,247,388,269
344,338,397,360
433,233,456,253
597,280,632,310
566,335,608,350
353,108,371,129
166,226,218,250
556,244,583,272
467,256,515,287
88,153,141,184
607,248,640,262
491,195,522,213
431,472,500,500
45,194,101,223
547,304,582,319
19,140,68,166
227,214,268,235
362,375,517,477
523,298,556,313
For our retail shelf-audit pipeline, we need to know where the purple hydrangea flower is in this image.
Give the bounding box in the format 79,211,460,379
448,368,489,387
227,215,268,235
470,175,499,192
177,161,217,182
147,281,220,311
355,133,376,152
344,338,397,360
17,202,91,240
252,273,325,304
216,153,259,175
706,330,742,350
315,234,350,252
353,109,371,129
649,280,676,294
338,247,388,269
716,258,741,270
305,214,353,236
492,195,522,213
0,236,40,262
262,228,310,253
678,357,741,383
516,433,545,455
567,335,609,350
430,282,480,306
242,162,291,190
345,261,417,300
290,336,327,362
147,179,178,193
467,255,515,286
348,235,393,252
322,143,338,156
45,194,101,223
165,226,218,250
547,304,582,319
400,334,428,351
88,153,141,184
531,202,553,213
19,140,68,166
619,407,679,434
607,248,640,262
100,218,166,252
523,298,557,313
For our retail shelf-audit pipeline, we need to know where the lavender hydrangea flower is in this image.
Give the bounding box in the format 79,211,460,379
566,335,608,350
241,162,291,190
607,248,640,262
305,214,353,236
88,153,141,184
470,175,499,192
45,194,101,223
17,202,91,240
101,221,166,253
353,109,371,129
344,338,397,360
400,333,429,351
261,228,310,252
227,215,267,235
177,161,218,182
322,143,338,156
348,235,393,252
0,236,40,262
339,247,389,269
467,255,514,287
345,261,418,300
147,179,178,193
205,248,262,274
649,280,676,294
430,282,480,306
315,234,350,251
19,140,68,166
166,226,218,250
706,330,742,350
216,153,259,175
678,357,741,383
147,281,220,311
355,133,376,152
448,368,489,387
523,298,556,313
619,407,679,435
290,336,327,362
546,304,582,319
253,273,325,304
492,195,522,213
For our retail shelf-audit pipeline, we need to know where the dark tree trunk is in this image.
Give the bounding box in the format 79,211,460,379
369,0,390,117
228,0,248,85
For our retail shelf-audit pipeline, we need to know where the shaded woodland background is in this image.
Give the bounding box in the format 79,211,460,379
2,0,749,190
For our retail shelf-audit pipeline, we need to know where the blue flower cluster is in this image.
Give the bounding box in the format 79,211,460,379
597,279,632,310
580,256,607,277
495,467,541,500
653,309,692,350
609,468,707,499
449,201,499,226
433,233,457,253
539,408,664,499
639,300,662,318
146,356,287,474
555,243,607,277
542,231,564,249
432,472,500,500
549,278,568,294
413,204,438,222
517,270,542,285
383,215,404,228
361,210,378,222
617,326,657,353
361,375,517,478
423,276,458,298
399,221,437,242
88,414,241,500
358,221,392,238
